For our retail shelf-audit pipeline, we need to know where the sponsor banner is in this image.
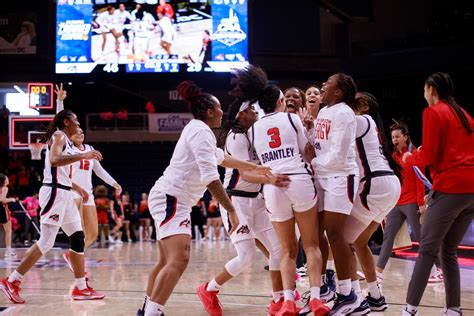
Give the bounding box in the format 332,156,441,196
0,12,38,55
148,113,194,133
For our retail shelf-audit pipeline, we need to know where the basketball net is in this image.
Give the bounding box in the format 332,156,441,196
29,140,46,160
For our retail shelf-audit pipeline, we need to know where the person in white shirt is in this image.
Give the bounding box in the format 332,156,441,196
197,67,290,315
115,3,134,44
131,7,156,61
96,6,122,53
157,13,176,55
301,73,360,314
343,92,402,313
236,65,329,315
0,108,105,304
70,128,122,245
141,80,271,316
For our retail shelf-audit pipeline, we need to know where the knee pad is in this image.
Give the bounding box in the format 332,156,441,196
69,231,85,254
225,241,256,276
36,224,60,255
257,229,281,271
36,229,57,255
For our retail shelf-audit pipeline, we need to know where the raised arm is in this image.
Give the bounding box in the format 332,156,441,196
49,133,102,167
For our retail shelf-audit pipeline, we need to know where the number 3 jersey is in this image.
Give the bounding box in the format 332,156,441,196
252,112,310,175
70,144,117,195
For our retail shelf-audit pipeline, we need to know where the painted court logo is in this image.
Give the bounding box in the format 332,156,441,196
213,8,247,47
49,214,60,222
179,219,191,228
236,225,250,234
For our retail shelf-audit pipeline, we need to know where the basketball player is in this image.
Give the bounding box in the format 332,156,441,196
402,73,474,316
0,173,17,260
249,70,329,315
0,110,105,303
131,7,155,61
64,127,122,266
96,6,122,54
115,3,134,46
157,13,175,55
197,69,290,315
140,81,270,316
304,85,322,118
342,92,402,313
302,73,360,314
284,87,305,114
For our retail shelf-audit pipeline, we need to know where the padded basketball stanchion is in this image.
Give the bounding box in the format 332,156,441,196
16,201,41,234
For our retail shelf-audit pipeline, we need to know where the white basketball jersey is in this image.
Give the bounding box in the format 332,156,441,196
71,144,95,194
355,115,391,178
42,131,74,187
311,102,359,177
223,128,261,193
253,112,310,175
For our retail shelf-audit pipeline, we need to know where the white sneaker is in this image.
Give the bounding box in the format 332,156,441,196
4,250,17,260
441,308,462,315
429,267,444,283
115,239,123,245
402,307,419,315
108,235,115,243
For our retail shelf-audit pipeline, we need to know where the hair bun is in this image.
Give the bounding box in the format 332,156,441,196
177,81,202,103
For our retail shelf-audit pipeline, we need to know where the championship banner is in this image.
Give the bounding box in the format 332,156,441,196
148,113,194,133
0,12,37,55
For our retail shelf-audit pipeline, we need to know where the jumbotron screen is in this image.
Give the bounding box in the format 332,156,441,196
55,0,248,74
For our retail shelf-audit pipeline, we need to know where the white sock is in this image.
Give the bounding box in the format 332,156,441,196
284,289,294,302
75,277,87,290
145,300,164,316
206,279,221,292
272,291,283,303
351,280,363,300
143,295,149,309
367,281,382,299
6,246,11,251
376,271,383,280
326,260,335,270
8,270,23,283
338,279,352,296
310,287,320,300
406,304,418,313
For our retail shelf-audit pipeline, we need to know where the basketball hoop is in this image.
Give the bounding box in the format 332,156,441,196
28,141,46,160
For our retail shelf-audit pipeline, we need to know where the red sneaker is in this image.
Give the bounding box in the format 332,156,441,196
196,282,222,316
63,251,73,272
276,300,297,316
0,277,25,304
268,297,283,315
310,298,330,316
71,285,105,300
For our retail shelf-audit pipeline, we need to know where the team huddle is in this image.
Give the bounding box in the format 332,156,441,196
0,67,473,316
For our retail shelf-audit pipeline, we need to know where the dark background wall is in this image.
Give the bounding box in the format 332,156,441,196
0,0,473,143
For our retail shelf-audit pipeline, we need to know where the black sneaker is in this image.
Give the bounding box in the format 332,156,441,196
366,293,388,311
348,299,370,315
320,283,336,303
329,290,360,315
326,269,336,292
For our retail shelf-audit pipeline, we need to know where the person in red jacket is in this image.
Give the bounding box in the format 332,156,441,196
376,121,426,275
402,72,474,316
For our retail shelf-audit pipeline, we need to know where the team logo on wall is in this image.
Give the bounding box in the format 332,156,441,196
213,8,247,47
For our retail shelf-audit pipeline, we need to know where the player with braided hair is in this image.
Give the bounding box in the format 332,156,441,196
139,81,273,316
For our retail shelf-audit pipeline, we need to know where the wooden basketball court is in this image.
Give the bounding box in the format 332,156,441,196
0,241,473,315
